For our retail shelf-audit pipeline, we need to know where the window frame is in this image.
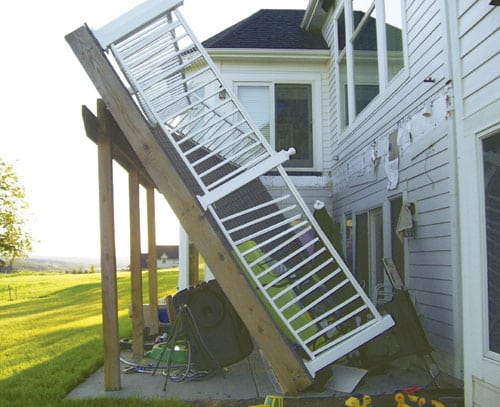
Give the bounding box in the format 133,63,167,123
478,125,500,362
334,0,408,134
346,195,408,301
353,206,385,300
234,75,323,171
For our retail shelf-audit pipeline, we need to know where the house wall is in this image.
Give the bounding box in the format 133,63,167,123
321,0,461,377
156,258,178,269
450,0,500,404
211,57,334,212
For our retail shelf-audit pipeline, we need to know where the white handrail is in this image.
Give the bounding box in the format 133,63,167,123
90,0,396,376
93,0,184,49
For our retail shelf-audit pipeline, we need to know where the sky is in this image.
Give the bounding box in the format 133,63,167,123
0,0,308,260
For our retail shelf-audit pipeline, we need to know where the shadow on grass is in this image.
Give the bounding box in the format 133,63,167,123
0,282,103,320
0,275,137,324
0,271,184,406
0,328,188,407
0,335,103,406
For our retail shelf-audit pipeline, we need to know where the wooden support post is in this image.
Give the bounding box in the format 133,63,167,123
147,187,159,335
188,241,199,287
94,100,121,391
129,170,144,358
67,27,313,393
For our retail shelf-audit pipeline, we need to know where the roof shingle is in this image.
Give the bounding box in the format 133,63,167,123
202,9,328,50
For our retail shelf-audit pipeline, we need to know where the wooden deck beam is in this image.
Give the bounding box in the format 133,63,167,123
82,101,154,189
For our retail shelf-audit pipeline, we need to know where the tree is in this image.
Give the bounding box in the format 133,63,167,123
0,159,32,263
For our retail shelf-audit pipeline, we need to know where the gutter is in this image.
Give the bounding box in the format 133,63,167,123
206,48,330,62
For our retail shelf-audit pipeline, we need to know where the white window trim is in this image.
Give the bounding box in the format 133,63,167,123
346,194,411,301
334,0,409,138
477,121,500,363
230,72,324,172
368,206,384,300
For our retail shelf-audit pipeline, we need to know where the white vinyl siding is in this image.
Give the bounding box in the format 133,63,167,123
323,0,461,375
458,2,499,117
453,1,500,404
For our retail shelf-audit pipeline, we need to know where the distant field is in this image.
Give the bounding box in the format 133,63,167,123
0,270,187,407
11,256,121,273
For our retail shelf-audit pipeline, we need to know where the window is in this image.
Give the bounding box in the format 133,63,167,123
237,86,271,140
335,0,405,129
369,208,385,297
348,200,406,299
482,132,500,354
237,83,314,168
353,207,385,299
355,213,369,291
275,84,313,167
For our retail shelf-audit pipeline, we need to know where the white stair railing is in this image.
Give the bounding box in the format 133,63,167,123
92,0,394,376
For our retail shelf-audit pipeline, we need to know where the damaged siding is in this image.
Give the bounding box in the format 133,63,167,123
404,131,453,354
322,0,460,375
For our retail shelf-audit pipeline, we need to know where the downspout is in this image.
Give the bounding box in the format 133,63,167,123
439,0,465,384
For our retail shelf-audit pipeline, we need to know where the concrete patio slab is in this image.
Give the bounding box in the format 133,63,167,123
66,346,457,405
67,348,280,402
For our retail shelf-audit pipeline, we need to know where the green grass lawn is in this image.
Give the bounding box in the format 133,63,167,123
0,270,188,406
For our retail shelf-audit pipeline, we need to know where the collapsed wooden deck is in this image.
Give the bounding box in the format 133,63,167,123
68,25,313,394
66,0,393,394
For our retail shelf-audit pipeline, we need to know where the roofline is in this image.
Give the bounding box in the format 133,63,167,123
206,48,330,62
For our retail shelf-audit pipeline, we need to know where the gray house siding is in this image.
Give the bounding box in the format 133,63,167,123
321,0,460,375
